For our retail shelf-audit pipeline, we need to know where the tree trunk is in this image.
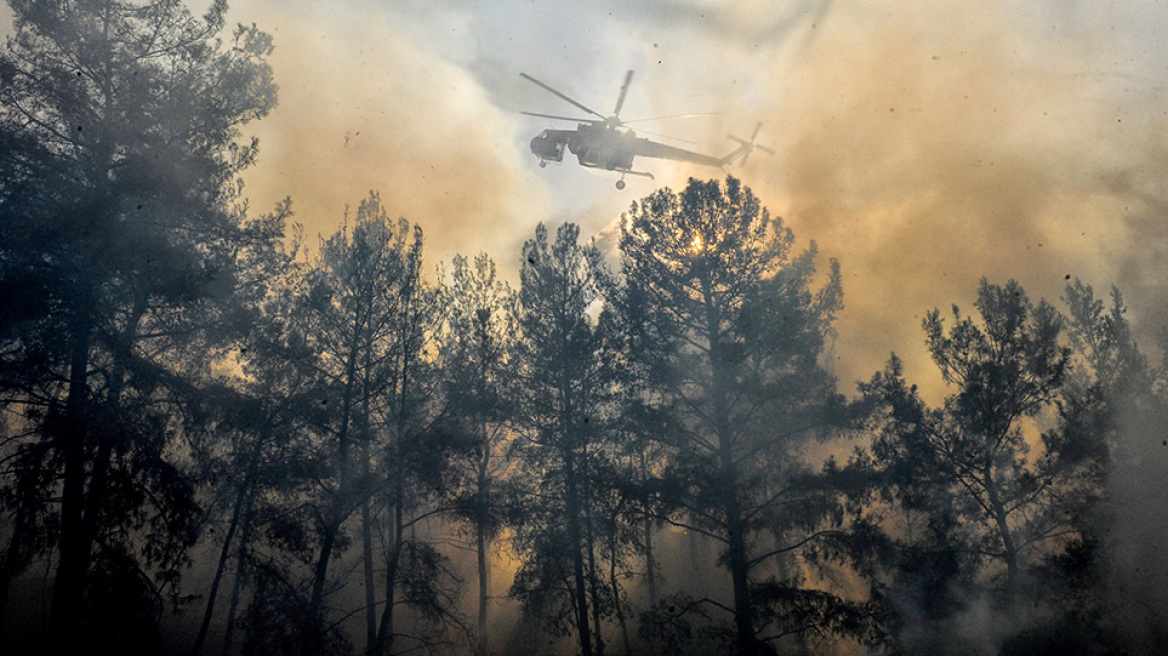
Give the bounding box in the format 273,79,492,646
302,518,341,656
303,326,362,656
49,316,92,648
476,520,490,656
702,267,756,656
725,495,755,656
609,524,633,656
219,509,252,656
644,513,659,608
585,494,605,656
362,496,377,654
476,419,492,656
361,347,377,654
984,474,1020,604
191,430,264,656
563,450,594,656
374,500,404,656
641,449,659,610
70,301,142,642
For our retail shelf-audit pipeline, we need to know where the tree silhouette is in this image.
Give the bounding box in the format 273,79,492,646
287,195,427,656
859,279,1116,651
620,177,869,655
440,252,520,656
920,280,1071,602
1051,280,1168,651
0,0,277,649
510,222,623,656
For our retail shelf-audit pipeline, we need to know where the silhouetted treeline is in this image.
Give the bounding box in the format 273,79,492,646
2,3,1166,656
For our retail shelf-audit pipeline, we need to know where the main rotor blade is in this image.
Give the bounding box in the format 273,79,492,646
612,70,634,119
750,122,763,141
520,73,605,119
633,128,697,145
623,111,721,124
520,111,597,123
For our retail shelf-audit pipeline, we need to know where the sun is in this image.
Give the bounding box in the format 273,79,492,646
690,233,704,253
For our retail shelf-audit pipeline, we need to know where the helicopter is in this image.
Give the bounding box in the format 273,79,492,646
521,70,773,189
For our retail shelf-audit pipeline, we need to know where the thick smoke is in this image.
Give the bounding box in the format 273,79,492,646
229,1,552,266
609,1,1161,396
38,0,1156,651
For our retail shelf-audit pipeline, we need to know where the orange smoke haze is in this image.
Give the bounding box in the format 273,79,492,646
616,1,1167,394
3,1,1163,390
739,1,1166,394
231,1,1168,393
230,1,553,268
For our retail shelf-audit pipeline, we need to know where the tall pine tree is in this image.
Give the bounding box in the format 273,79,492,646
0,1,278,649
620,177,871,655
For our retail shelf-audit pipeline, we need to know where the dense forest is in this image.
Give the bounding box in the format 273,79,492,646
1,2,1166,655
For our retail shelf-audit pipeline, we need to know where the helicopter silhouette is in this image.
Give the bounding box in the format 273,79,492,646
521,70,772,189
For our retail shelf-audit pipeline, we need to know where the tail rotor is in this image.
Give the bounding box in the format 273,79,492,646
727,122,775,166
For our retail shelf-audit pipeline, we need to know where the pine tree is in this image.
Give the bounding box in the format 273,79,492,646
620,177,867,655
441,252,519,656
0,1,278,648
510,222,621,656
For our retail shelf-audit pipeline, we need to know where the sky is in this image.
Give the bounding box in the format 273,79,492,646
7,0,1168,394
218,0,1168,395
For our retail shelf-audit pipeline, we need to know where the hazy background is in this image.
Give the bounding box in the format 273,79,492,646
206,0,1167,398
3,3,1166,650
6,0,1166,390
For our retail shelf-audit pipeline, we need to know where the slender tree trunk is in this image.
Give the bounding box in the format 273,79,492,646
361,346,378,654
984,472,1020,604
219,508,252,656
585,494,605,656
49,316,92,647
640,451,659,610
362,496,377,653
374,298,424,656
476,519,490,656
563,450,594,656
50,28,120,642
191,430,264,656
374,499,403,656
475,416,492,656
302,518,341,656
303,325,363,656
701,267,756,656
608,524,633,656
717,418,755,656
725,494,755,656
71,313,137,640
643,513,658,608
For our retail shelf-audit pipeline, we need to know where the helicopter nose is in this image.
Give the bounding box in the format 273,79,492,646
530,133,565,162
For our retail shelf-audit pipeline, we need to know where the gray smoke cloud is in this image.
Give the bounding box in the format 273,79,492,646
223,0,1168,395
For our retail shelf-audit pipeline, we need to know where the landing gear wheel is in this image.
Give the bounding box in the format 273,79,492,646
539,160,548,168
615,179,626,190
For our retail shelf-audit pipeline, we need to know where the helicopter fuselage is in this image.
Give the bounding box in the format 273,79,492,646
530,124,638,171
